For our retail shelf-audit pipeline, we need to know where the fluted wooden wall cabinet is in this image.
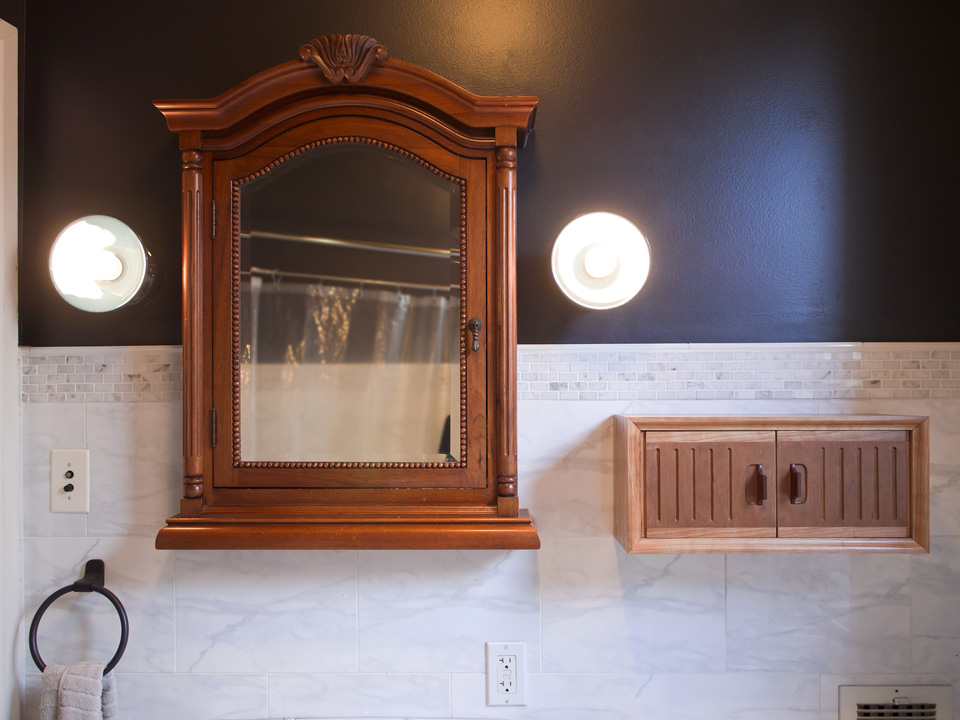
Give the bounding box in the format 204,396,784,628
614,416,929,553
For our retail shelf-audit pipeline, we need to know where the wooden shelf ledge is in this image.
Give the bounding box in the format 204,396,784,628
156,510,540,550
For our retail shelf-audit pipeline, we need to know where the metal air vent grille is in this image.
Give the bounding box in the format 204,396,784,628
840,686,952,720
857,703,936,719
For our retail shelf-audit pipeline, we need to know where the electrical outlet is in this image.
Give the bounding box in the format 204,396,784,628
485,641,527,706
50,449,90,513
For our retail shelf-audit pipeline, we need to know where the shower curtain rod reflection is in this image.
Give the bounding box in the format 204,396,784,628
242,230,461,260
244,266,457,293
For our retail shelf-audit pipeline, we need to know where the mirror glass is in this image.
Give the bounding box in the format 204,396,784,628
237,143,462,464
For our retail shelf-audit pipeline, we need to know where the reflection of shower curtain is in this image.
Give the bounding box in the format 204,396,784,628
240,278,458,463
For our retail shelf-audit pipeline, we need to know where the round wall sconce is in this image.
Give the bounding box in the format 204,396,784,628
551,211,651,309
49,216,155,312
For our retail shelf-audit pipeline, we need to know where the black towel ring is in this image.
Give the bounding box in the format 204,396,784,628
28,559,129,674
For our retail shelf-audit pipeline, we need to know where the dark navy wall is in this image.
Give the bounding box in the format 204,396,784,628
17,0,960,346
0,0,21,28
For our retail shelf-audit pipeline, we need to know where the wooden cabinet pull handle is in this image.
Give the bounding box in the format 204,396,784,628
756,463,768,505
790,463,806,504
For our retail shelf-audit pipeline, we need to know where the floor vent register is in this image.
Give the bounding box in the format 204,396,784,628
840,686,952,720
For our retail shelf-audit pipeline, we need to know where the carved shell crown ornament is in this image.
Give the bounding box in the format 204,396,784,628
299,34,389,84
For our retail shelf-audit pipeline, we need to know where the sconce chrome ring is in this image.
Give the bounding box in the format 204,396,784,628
49,215,155,312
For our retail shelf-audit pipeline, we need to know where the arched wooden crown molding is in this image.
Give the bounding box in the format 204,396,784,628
299,34,388,84
156,34,537,149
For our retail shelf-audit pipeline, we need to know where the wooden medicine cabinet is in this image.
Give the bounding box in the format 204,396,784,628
155,34,539,550
614,416,929,553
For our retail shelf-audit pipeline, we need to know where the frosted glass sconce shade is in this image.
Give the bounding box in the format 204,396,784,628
49,216,153,312
551,212,651,309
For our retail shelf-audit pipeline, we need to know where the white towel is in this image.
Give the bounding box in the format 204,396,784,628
39,662,118,720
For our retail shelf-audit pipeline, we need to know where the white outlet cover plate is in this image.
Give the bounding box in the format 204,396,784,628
50,449,90,513
485,641,527,706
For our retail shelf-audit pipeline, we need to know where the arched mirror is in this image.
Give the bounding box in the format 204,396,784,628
238,142,463,465
155,34,538,549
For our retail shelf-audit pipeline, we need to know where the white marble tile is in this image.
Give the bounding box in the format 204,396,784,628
358,549,539,673
727,553,911,673
819,674,960,720
930,465,960,537
21,673,270,720
635,672,820,720
518,400,620,538
540,536,725,673
175,550,357,673
452,672,635,720
22,402,87,537
923,400,960,471
269,673,450,719
119,673,268,720
23,537,175,673
912,536,960,673
21,674,42,720
85,401,182,536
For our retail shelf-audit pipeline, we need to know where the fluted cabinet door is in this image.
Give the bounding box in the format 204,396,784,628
644,431,777,538
776,430,910,538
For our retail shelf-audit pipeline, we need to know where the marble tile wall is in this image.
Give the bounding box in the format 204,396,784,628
16,344,960,720
20,349,181,403
519,344,960,401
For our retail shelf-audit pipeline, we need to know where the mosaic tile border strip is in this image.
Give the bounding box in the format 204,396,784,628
21,348,182,403
519,345,960,401
21,344,960,403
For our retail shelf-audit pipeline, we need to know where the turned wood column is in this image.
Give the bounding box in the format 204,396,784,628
180,148,204,515
495,135,519,516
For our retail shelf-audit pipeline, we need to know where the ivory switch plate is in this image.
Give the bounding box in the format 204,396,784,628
50,449,90,513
